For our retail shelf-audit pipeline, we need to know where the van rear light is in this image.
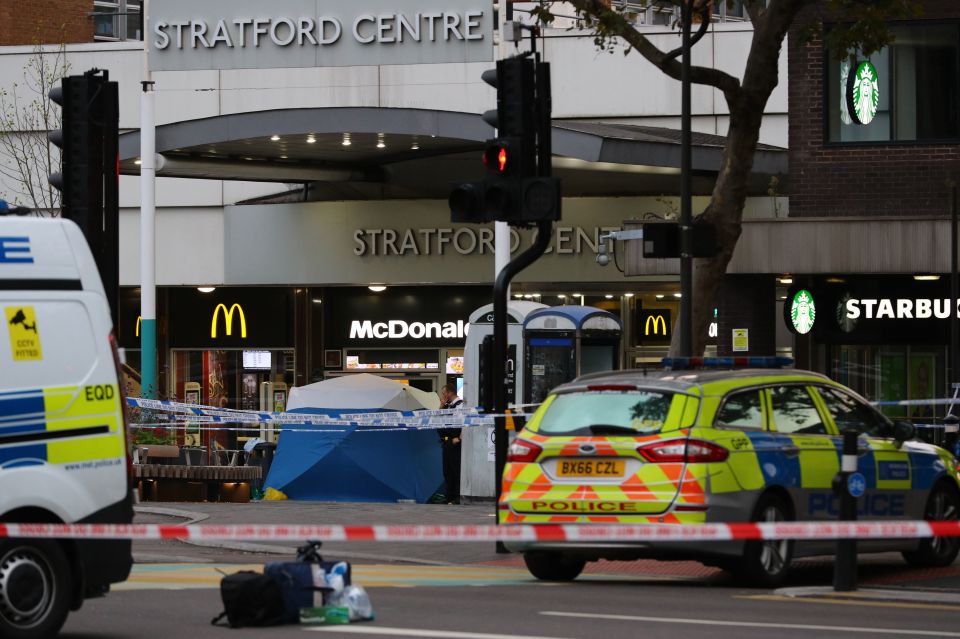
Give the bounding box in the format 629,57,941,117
637,439,729,463
506,439,543,463
109,332,134,486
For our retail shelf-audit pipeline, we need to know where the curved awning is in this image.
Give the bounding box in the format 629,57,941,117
119,107,786,198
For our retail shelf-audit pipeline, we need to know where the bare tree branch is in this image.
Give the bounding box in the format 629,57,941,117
0,37,68,215
566,0,742,101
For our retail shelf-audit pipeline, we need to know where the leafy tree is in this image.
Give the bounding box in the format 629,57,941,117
533,0,920,355
0,39,69,215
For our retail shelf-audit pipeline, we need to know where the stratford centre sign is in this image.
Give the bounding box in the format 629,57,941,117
149,0,494,71
352,225,622,257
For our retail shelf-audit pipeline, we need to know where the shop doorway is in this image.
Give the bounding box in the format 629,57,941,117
169,348,295,449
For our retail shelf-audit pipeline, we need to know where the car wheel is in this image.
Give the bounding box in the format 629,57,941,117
523,552,586,581
0,541,72,639
903,482,960,568
734,493,793,588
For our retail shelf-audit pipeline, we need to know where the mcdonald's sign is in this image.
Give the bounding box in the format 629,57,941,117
637,309,671,343
135,316,141,337
211,303,247,339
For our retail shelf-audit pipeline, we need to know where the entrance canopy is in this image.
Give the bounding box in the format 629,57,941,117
118,107,786,199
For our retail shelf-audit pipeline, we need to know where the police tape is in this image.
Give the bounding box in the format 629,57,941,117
874,398,960,407
129,422,455,434
0,521,958,542
126,397,512,429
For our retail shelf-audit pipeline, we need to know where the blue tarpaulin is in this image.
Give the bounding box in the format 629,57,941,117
263,407,443,503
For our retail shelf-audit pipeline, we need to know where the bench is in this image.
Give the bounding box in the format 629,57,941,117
134,448,263,502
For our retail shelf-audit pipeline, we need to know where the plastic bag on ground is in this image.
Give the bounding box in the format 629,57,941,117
326,585,374,621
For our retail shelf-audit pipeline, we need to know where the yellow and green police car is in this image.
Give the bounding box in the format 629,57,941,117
499,357,960,586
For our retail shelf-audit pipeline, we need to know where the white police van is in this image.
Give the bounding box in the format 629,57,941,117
0,215,132,638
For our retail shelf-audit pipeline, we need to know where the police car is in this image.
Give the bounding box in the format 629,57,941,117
0,216,132,637
499,358,960,586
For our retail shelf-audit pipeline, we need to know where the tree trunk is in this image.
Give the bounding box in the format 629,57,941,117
667,1,801,357
669,92,770,356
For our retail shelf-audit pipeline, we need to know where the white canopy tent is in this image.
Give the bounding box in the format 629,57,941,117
286,373,441,411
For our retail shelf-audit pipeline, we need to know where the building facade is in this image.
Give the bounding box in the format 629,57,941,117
0,1,789,413
784,0,960,417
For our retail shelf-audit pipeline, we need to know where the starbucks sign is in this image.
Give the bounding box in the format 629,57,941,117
789,289,816,335
846,61,879,125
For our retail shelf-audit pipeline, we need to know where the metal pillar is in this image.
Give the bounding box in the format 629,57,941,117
139,76,157,399
679,0,693,357
493,221,553,551
495,221,510,296
949,184,959,453
833,430,860,591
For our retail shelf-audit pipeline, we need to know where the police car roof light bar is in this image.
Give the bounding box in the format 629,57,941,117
662,356,795,369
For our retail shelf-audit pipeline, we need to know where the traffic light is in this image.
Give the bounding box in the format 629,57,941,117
48,74,101,224
48,69,120,325
449,55,560,225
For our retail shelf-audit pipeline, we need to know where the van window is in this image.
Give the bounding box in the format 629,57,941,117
0,301,98,389
537,390,677,436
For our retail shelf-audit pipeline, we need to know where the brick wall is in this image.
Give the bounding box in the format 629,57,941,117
0,0,93,46
717,275,776,357
788,0,960,217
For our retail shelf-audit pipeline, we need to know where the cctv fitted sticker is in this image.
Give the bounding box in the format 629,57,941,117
5,306,42,361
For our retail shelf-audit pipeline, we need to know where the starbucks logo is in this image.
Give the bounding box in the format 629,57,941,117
836,293,857,333
790,289,816,335
847,61,879,126
839,59,852,125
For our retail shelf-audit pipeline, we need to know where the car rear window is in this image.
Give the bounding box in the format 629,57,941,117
536,390,677,436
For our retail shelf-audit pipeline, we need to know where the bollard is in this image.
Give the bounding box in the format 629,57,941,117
944,414,959,458
832,429,862,592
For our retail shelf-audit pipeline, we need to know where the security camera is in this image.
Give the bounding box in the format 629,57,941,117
596,234,612,266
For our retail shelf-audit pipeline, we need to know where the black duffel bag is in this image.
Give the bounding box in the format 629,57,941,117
211,571,287,628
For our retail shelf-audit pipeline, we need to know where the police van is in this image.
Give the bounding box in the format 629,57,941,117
0,215,132,637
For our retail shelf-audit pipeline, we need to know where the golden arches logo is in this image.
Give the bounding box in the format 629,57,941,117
211,303,247,339
645,314,667,336
136,316,141,337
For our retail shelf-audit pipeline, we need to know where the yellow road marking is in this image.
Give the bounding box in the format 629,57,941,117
116,563,672,591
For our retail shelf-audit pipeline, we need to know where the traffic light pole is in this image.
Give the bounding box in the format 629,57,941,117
493,219,553,551
679,0,693,357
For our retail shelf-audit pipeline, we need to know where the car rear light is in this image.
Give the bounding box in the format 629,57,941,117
586,384,637,391
637,439,729,463
109,332,134,487
507,439,543,463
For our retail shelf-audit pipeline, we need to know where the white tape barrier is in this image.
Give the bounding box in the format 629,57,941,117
0,521,955,543
126,397,517,430
874,398,960,407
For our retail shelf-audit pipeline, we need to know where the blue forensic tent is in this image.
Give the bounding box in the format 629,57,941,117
263,375,443,502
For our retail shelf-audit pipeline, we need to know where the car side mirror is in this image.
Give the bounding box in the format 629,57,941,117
891,420,915,447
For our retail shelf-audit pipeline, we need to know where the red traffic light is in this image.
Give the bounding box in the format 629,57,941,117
483,140,515,175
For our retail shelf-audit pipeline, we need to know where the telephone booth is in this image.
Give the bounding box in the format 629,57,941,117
461,300,546,500
523,306,622,405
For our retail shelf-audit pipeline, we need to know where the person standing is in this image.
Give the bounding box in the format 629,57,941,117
438,383,464,504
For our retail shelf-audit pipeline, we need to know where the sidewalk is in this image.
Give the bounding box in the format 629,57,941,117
134,501,960,602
